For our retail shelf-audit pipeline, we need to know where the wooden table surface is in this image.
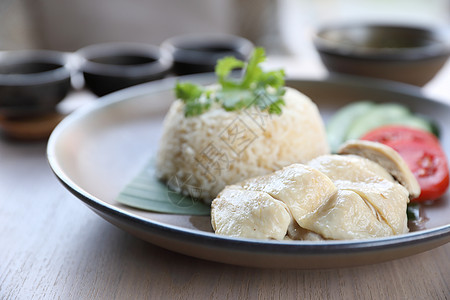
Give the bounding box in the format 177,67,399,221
1,57,450,299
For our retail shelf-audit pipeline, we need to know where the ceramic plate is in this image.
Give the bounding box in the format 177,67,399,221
47,74,450,268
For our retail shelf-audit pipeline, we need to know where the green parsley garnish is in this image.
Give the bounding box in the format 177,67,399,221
175,47,286,117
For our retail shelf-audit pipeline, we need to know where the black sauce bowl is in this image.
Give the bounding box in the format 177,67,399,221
313,23,450,86
77,43,173,97
0,50,72,118
161,34,254,75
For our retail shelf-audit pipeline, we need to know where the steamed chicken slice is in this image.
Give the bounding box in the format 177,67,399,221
211,186,292,240
305,190,393,239
211,164,337,239
286,220,325,241
338,140,421,199
237,164,338,230
308,155,410,235
211,151,412,240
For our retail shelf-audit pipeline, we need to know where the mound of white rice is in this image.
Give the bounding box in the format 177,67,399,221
156,87,329,203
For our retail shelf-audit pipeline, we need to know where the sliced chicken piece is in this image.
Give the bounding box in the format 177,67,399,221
308,154,395,183
286,220,325,241
212,153,410,240
236,164,338,230
306,190,394,239
308,155,410,235
338,140,420,199
211,186,292,240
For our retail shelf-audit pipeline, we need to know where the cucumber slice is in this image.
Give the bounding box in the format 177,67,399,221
345,103,435,140
416,114,441,137
327,101,375,153
393,115,435,133
345,103,411,140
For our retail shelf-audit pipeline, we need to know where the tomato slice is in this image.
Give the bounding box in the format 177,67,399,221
387,140,449,202
361,126,449,202
361,125,439,146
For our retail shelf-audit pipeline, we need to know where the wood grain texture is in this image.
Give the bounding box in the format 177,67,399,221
2,59,450,300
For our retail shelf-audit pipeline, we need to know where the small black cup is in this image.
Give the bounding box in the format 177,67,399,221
77,43,173,97
0,50,72,118
161,33,254,75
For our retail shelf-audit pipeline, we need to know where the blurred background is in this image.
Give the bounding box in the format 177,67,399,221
1,0,449,56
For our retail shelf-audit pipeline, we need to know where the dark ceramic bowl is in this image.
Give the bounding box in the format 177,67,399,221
0,50,72,118
313,23,450,86
161,33,254,75
77,43,172,97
